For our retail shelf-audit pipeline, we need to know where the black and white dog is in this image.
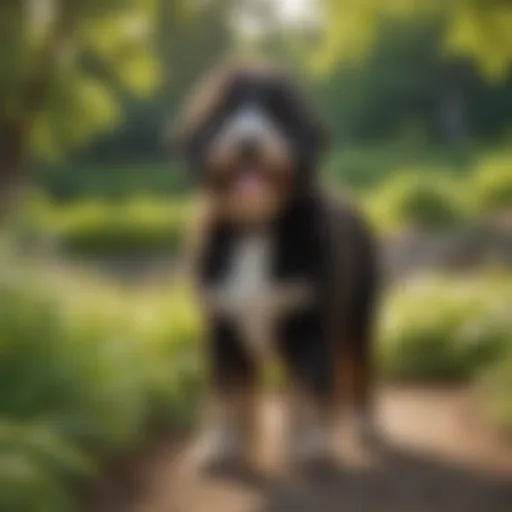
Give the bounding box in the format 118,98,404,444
173,60,378,466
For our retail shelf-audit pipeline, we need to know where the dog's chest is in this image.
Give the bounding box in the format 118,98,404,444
203,234,313,356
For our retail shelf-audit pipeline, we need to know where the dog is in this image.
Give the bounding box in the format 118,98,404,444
172,60,379,466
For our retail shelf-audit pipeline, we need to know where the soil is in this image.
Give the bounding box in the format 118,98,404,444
84,387,512,512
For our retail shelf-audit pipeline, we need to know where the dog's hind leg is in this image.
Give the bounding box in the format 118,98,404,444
279,312,337,466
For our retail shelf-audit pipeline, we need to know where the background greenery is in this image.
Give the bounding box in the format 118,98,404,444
1,0,512,510
21,147,511,258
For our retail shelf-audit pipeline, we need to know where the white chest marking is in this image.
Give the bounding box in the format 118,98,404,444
204,235,313,358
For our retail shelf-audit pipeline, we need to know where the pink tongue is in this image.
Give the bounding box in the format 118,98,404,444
234,172,266,198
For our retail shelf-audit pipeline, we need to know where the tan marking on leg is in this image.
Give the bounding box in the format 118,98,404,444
235,382,260,461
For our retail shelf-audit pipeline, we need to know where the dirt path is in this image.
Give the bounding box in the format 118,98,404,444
85,387,512,512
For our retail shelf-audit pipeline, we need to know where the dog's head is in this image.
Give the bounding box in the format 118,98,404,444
172,60,328,225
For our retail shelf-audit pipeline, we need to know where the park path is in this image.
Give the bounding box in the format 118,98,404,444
85,387,512,512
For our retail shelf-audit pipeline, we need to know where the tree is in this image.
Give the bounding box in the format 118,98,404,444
314,0,512,80
68,0,236,163
306,0,512,146
0,0,159,205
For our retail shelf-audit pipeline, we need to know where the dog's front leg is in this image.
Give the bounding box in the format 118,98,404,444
199,320,258,467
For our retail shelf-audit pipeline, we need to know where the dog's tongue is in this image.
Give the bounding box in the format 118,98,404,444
234,171,266,199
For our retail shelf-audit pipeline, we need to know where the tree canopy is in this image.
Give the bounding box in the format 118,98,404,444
2,0,512,191
315,0,512,80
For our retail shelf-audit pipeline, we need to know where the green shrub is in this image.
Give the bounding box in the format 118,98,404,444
37,162,188,201
324,145,472,191
468,155,512,216
379,274,512,382
29,196,190,257
0,268,107,510
0,421,94,512
0,253,202,510
481,346,512,431
367,173,465,232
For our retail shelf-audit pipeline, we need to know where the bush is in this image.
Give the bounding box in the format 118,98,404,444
0,421,94,512
366,173,465,232
324,145,472,191
468,155,512,216
0,251,202,510
481,347,512,431
37,162,189,201
28,196,190,257
379,274,511,382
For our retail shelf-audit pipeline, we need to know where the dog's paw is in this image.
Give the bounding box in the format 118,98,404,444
348,411,381,448
197,427,244,471
289,425,334,467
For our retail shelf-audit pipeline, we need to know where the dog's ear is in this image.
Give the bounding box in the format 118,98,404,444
280,75,330,164
170,62,236,161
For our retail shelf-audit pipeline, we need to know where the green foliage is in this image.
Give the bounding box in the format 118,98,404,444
37,162,188,201
316,0,512,80
366,173,464,232
305,2,512,149
481,346,512,430
324,145,471,190
26,145,510,257
87,0,234,162
6,0,512,172
22,0,512,168
324,148,403,190
40,144,473,203
381,272,512,433
1,0,161,163
0,421,93,512
379,273,512,382
0,252,202,510
444,1,512,80
467,155,512,216
30,195,191,257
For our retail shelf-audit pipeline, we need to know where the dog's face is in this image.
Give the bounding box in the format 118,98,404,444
173,61,327,225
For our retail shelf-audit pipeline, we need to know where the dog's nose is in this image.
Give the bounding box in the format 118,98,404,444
237,137,260,161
